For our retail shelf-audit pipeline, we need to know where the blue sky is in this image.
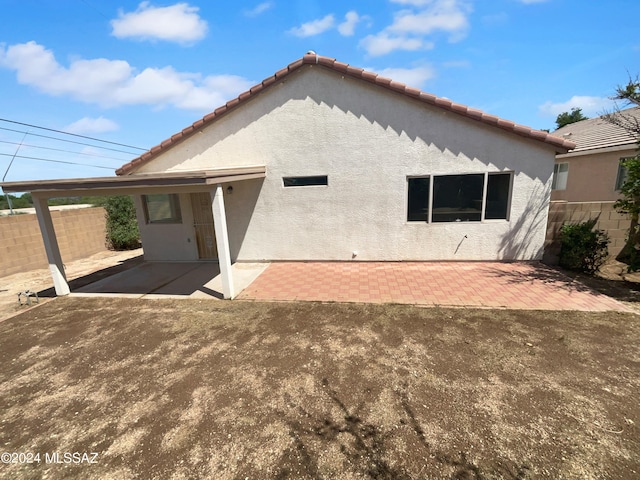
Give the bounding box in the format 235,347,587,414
0,0,639,183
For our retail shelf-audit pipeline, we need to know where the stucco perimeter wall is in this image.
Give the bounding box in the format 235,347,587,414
545,201,630,262
0,207,107,277
136,66,559,261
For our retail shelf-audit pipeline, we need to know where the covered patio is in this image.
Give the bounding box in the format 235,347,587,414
0,166,266,300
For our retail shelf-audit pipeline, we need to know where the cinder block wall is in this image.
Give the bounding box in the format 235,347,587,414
545,201,630,264
0,207,107,277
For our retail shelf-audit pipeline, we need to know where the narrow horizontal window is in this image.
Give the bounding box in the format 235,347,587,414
283,176,328,187
142,193,182,224
407,177,430,222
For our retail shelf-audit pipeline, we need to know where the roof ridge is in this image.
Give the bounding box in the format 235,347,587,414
116,54,575,175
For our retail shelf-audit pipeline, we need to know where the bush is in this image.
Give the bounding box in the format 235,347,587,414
104,196,140,250
558,219,609,274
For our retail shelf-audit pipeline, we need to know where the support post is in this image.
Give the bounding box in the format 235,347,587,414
210,185,234,299
33,194,70,295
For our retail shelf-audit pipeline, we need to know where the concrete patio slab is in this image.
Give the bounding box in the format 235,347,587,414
72,261,268,299
238,261,632,312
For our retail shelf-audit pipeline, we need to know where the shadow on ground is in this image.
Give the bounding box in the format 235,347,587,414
38,255,144,298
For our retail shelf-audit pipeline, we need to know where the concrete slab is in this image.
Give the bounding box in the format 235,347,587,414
73,261,269,299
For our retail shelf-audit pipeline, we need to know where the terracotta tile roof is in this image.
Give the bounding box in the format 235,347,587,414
553,106,640,153
117,54,576,176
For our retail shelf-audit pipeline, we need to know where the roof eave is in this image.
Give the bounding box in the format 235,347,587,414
117,54,574,175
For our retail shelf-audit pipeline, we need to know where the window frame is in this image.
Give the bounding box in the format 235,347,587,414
283,175,328,187
406,171,513,223
142,193,183,224
552,162,569,191
616,158,631,191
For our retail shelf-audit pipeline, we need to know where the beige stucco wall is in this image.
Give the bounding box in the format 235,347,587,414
133,66,560,262
551,148,635,202
0,207,107,277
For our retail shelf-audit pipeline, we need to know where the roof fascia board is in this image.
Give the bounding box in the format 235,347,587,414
556,143,638,159
0,167,266,195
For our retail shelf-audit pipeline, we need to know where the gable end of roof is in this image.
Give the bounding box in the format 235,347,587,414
117,54,575,175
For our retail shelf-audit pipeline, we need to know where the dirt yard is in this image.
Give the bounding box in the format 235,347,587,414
0,297,638,479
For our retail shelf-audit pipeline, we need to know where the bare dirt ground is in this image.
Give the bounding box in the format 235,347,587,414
0,297,638,479
0,249,143,322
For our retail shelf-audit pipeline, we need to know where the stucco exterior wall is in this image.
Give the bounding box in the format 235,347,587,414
135,66,558,262
134,193,199,261
551,148,634,202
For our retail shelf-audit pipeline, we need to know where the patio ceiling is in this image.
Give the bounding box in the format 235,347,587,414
0,166,266,198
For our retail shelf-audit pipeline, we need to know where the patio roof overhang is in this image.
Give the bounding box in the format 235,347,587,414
0,166,266,301
0,166,266,198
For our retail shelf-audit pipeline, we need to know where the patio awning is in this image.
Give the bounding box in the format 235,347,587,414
0,165,266,197
0,165,266,300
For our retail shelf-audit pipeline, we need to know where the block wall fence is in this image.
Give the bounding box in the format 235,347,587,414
0,207,108,277
545,201,630,263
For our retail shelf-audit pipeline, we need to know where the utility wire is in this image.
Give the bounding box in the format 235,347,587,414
0,153,114,171
0,126,142,156
0,139,128,162
0,118,147,151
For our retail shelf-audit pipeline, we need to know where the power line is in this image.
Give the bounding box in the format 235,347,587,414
0,139,128,162
0,118,147,151
0,153,114,170
0,126,142,156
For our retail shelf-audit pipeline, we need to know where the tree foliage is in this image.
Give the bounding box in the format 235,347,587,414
602,75,640,270
555,107,588,129
104,196,140,250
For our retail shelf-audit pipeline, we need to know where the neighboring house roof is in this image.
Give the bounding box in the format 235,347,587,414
553,106,640,154
117,53,576,176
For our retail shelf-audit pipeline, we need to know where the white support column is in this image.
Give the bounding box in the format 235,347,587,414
210,185,234,299
33,194,70,296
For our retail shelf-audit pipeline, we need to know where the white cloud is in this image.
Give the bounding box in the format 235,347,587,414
0,42,254,112
64,117,119,134
361,0,471,56
376,65,435,88
390,0,433,5
244,2,273,17
111,2,208,44
389,0,471,41
360,32,431,56
338,11,361,36
538,96,614,118
288,14,335,37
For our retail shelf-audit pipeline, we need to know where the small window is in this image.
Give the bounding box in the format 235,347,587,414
283,176,328,187
407,177,430,221
143,194,182,224
485,173,511,220
552,162,568,190
432,174,484,222
616,159,630,191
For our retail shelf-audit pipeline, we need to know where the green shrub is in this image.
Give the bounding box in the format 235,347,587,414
104,196,140,250
558,219,609,274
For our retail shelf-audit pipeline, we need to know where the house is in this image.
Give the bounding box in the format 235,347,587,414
546,107,639,259
551,107,640,202
0,53,574,298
